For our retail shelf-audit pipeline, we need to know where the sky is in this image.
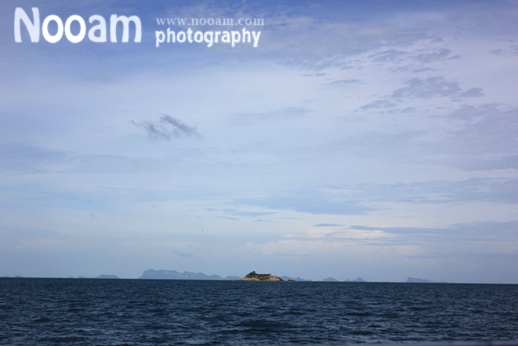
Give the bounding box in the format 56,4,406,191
1,0,518,283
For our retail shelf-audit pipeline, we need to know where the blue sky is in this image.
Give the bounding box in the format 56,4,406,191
1,0,518,283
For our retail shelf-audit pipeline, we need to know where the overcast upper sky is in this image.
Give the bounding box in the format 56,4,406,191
1,0,518,283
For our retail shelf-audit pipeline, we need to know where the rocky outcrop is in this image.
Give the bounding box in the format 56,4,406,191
237,271,285,282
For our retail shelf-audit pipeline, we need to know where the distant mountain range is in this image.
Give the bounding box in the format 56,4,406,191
139,269,240,281
138,270,370,282
2,272,446,282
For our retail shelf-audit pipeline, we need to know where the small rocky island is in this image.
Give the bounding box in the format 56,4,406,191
237,271,292,282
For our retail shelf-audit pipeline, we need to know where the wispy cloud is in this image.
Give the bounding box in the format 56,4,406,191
325,178,518,205
132,114,200,140
234,193,374,215
357,99,397,111
391,77,483,100
370,47,460,65
357,77,484,112
491,44,518,56
352,221,518,242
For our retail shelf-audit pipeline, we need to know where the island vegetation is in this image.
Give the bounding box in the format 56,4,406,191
237,271,289,282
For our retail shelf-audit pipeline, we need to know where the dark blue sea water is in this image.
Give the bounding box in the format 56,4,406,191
1,278,517,345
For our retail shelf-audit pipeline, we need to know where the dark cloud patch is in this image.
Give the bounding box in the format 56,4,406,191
133,114,200,141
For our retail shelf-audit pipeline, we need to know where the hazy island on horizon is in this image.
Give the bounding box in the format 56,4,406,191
4,270,450,284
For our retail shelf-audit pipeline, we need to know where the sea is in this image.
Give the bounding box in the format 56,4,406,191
1,278,517,345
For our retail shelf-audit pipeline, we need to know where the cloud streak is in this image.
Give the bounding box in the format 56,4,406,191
351,221,518,243
133,114,200,141
391,77,483,100
235,193,375,215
